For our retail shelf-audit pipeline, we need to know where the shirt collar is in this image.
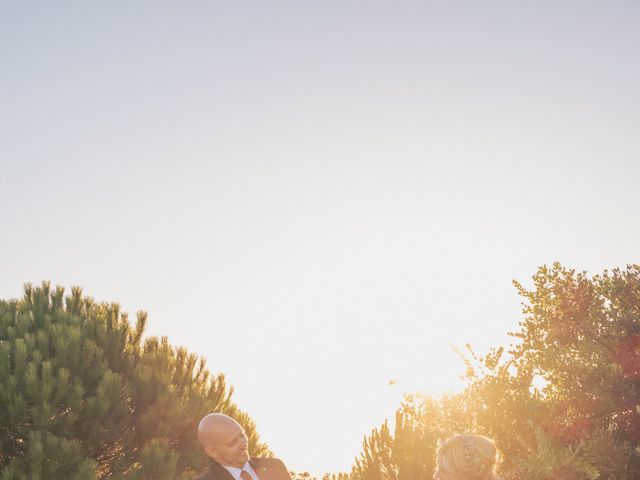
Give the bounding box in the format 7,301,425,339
222,461,255,480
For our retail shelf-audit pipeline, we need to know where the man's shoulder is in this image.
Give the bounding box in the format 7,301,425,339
192,470,213,480
252,457,286,467
251,457,291,479
192,463,228,480
192,458,290,480
192,466,216,480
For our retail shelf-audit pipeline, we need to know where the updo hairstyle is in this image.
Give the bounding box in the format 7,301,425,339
435,434,501,480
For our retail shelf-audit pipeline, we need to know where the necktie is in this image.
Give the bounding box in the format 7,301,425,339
240,470,252,480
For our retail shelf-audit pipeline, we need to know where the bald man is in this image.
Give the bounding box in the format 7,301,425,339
194,413,292,480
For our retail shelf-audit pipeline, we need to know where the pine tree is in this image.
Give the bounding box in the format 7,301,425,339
0,282,269,480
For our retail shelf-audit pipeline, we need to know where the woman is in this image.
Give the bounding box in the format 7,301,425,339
433,434,501,480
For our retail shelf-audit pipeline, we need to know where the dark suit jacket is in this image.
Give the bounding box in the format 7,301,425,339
194,457,291,480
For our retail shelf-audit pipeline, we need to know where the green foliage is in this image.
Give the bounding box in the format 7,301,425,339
350,264,640,480
352,403,441,480
0,282,269,480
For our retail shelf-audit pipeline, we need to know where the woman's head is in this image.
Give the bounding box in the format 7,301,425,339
433,434,500,480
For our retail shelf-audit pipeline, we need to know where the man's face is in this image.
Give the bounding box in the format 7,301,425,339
207,421,250,468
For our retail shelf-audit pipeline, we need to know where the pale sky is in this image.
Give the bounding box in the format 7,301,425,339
1,1,639,476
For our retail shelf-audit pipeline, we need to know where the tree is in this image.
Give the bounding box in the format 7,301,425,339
350,264,640,480
503,263,640,479
0,282,269,480
351,401,442,480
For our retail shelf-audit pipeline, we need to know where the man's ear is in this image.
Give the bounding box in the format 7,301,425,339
204,444,217,459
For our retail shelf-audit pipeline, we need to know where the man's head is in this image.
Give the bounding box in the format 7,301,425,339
198,413,250,468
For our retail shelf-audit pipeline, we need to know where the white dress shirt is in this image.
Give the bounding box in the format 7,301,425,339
222,461,260,480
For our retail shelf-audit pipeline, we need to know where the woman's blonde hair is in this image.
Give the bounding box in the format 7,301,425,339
435,434,501,480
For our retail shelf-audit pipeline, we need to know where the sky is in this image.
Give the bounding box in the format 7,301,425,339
1,1,639,475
